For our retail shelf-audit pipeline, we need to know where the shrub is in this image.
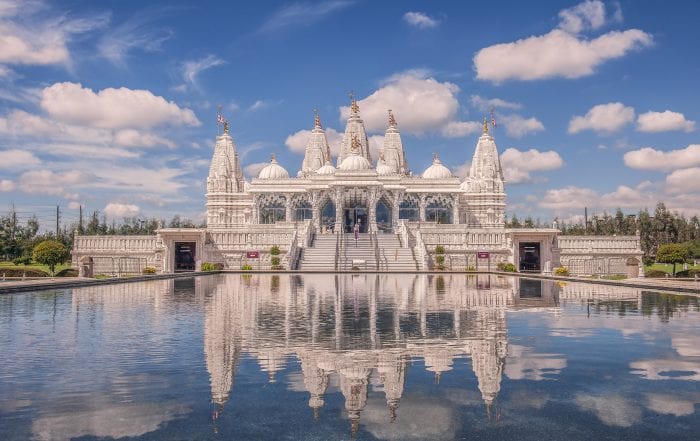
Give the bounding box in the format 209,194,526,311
32,240,69,276
434,254,445,270
241,264,253,271
645,269,668,278
142,267,157,274
435,245,445,254
497,262,516,272
642,256,655,267
270,245,281,256
0,268,49,278
674,269,699,278
201,262,223,272
270,256,281,269
55,268,78,277
656,243,692,276
12,256,32,266
466,265,476,272
554,267,570,276
601,274,626,280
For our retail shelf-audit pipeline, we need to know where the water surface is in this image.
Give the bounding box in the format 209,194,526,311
1,274,698,440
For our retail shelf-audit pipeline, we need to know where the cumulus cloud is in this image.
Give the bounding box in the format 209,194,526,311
40,82,200,129
403,11,440,29
500,148,563,183
113,129,175,148
558,0,607,34
575,393,642,427
441,120,481,138
339,72,460,135
636,110,696,133
474,1,652,83
499,114,545,138
0,1,108,67
452,161,471,180
623,144,700,171
243,162,268,179
104,202,140,218
285,127,343,156
18,169,91,199
0,179,15,192
0,149,40,169
568,102,635,134
469,95,521,111
181,54,225,89
505,345,567,380
538,185,599,210
665,167,700,194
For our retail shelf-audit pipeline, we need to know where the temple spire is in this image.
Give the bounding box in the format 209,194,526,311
388,109,397,128
349,91,359,114
314,108,322,128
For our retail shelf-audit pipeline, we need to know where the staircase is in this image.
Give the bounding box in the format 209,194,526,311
376,233,419,271
298,234,338,271
338,233,377,270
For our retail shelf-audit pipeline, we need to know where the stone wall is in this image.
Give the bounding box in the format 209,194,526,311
558,235,643,276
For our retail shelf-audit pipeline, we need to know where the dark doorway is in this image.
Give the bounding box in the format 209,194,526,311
175,242,196,272
519,242,541,272
519,279,543,298
344,206,367,233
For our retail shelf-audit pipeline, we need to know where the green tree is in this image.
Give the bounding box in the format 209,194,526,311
656,243,691,276
32,240,69,276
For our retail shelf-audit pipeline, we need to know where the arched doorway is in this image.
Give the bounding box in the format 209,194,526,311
376,199,392,232
320,199,336,233
344,203,367,233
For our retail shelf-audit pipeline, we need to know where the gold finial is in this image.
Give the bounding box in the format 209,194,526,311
388,109,396,127
270,153,276,162
349,90,359,114
313,109,321,128
482,117,488,135
351,134,361,153
224,120,229,134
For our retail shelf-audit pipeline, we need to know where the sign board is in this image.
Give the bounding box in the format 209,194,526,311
477,251,490,259
246,250,260,259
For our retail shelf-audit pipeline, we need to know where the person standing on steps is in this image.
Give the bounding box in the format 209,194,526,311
353,222,359,246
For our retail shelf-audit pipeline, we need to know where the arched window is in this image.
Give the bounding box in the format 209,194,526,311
295,201,313,221
260,195,287,224
426,198,452,224
320,199,336,232
376,199,392,232
399,198,419,221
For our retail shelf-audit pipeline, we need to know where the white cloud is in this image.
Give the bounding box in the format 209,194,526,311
636,110,696,133
665,167,700,194
182,54,225,89
18,169,91,199
599,182,657,208
248,100,268,112
440,120,481,138
558,0,607,34
575,393,642,427
285,127,343,156
568,102,635,134
539,185,599,210
258,1,353,33
244,162,268,179
469,95,521,111
113,129,175,148
499,114,545,138
67,201,81,210
0,149,40,169
403,11,439,29
40,82,200,129
452,161,471,180
368,134,383,160
0,179,15,192
474,29,652,82
623,145,700,171
98,14,173,67
505,345,566,380
104,202,140,218
645,393,698,417
500,148,563,183
339,72,460,135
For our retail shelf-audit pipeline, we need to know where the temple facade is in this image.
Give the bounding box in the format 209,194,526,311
72,96,643,276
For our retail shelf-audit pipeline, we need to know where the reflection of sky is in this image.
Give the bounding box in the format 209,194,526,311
0,275,698,440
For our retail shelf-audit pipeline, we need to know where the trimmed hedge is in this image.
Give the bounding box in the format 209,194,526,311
497,262,516,272
201,262,223,271
142,267,157,274
645,269,669,278
0,268,49,277
674,269,699,278
554,267,570,276
55,268,78,277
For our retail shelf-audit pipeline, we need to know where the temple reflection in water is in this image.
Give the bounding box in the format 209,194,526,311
192,273,640,435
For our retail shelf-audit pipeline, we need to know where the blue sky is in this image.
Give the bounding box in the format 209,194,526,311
1,0,699,228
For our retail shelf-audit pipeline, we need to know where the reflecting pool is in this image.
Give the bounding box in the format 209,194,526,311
1,274,698,440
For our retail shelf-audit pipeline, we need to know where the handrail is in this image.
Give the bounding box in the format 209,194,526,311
397,220,410,248
334,230,341,271
286,229,299,270
413,229,429,270
371,231,380,270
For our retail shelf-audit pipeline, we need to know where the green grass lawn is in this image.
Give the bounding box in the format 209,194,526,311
0,261,72,275
645,263,699,275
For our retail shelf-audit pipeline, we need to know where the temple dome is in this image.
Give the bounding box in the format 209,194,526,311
316,161,336,175
338,152,371,171
376,157,394,176
258,155,289,180
421,155,452,179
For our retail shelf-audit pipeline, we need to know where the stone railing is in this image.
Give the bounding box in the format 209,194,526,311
286,229,300,270
406,223,508,251
558,235,641,254
73,235,157,254
397,220,410,248
413,229,429,270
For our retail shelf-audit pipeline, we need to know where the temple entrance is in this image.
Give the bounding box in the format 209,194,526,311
175,242,196,272
519,242,541,272
344,205,368,233
320,200,335,233
376,199,392,232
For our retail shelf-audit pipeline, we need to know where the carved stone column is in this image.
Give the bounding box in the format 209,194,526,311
392,191,402,230
452,195,460,225
285,193,293,222
334,187,344,233
311,191,321,232
252,194,260,224
368,187,378,233
419,194,427,222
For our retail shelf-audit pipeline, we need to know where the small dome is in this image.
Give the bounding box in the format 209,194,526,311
258,155,290,180
316,161,336,175
338,152,371,171
376,158,394,176
422,155,452,179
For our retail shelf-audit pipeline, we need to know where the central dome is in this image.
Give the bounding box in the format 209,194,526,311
422,155,452,179
316,161,336,175
338,152,371,171
258,155,290,180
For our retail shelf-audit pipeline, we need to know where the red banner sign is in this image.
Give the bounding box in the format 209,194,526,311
246,251,260,259
477,252,490,259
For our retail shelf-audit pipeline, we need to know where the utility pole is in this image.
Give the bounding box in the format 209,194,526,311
584,207,588,235
56,205,60,238
79,205,84,234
